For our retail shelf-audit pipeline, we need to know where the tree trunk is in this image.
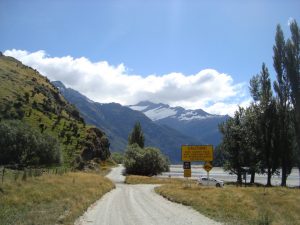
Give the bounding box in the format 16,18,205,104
281,157,287,186
267,168,272,186
237,169,242,185
250,171,255,184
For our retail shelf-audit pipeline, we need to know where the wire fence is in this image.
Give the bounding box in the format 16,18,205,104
0,166,74,183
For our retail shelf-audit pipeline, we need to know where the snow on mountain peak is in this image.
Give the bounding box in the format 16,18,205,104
144,106,177,121
128,101,215,121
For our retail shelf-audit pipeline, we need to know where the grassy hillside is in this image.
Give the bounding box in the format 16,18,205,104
0,55,108,166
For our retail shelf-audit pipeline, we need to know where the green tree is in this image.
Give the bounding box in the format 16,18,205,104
285,19,300,171
111,152,124,164
0,120,61,167
243,105,261,183
219,108,245,184
273,25,294,186
212,145,226,167
250,64,280,186
124,144,169,176
128,122,145,148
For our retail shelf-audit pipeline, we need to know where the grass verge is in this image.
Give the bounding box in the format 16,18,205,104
125,175,185,185
155,184,300,225
0,172,114,225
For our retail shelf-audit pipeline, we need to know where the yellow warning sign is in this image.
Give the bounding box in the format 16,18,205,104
203,161,213,172
181,145,213,162
184,169,191,177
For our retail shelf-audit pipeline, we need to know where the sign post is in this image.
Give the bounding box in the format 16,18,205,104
183,162,191,178
183,162,191,187
203,161,213,186
181,145,214,188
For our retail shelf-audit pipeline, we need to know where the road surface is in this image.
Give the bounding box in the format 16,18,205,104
75,165,221,225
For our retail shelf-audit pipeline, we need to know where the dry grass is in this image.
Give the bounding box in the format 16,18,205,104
156,184,300,225
125,175,186,185
0,172,114,225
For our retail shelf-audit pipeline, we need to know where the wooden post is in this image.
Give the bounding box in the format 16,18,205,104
2,167,5,183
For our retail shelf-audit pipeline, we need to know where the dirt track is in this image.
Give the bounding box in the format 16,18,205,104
75,166,222,225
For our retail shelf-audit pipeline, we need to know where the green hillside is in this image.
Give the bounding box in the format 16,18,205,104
0,54,110,167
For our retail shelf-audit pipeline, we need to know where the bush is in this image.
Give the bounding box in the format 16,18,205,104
111,152,124,164
0,120,61,167
124,144,169,176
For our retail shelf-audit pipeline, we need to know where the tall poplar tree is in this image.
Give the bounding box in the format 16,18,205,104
285,20,300,171
273,25,294,186
250,64,280,186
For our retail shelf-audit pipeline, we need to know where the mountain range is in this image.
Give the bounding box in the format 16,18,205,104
129,101,229,145
53,81,228,162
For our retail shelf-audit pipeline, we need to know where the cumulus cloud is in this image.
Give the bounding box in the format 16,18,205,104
4,49,250,116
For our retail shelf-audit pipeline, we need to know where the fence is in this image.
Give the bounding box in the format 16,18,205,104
0,166,74,183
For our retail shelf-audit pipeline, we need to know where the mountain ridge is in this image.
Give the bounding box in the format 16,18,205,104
129,101,229,145
52,81,199,162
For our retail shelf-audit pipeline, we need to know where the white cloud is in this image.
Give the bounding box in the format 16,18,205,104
4,49,250,116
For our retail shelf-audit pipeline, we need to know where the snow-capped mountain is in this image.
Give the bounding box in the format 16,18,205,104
52,82,198,162
129,101,229,146
128,101,224,121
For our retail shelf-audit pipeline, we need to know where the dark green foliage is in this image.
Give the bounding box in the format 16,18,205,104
124,144,169,176
111,152,124,164
285,19,300,170
273,25,295,186
219,21,300,186
213,145,226,167
81,127,111,161
219,108,246,183
0,120,61,167
250,64,280,186
128,122,145,148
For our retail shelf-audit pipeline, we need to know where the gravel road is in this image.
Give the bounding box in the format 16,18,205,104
75,165,222,225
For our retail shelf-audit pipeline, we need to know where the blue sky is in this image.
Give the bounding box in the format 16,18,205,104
1,0,300,115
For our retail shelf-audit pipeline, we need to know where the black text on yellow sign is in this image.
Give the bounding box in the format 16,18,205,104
181,145,213,162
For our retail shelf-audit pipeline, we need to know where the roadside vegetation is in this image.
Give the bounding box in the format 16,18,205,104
125,175,184,185
111,152,124,164
219,19,300,187
0,54,115,225
156,184,300,225
126,175,300,225
0,169,114,225
0,120,61,167
124,122,169,176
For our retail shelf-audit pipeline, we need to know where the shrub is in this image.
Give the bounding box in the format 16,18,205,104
124,144,169,176
0,120,61,167
111,152,124,164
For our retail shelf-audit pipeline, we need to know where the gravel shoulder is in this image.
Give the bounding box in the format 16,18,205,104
75,165,222,225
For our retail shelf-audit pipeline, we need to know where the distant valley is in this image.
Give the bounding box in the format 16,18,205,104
53,81,228,162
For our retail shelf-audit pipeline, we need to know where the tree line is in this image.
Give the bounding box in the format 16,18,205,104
219,20,300,186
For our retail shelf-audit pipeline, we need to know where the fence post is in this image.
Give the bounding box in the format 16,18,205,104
22,169,27,181
2,167,5,183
